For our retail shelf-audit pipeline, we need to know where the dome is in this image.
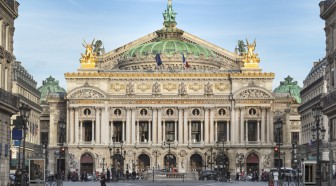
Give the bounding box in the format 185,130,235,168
124,39,216,59
38,76,66,103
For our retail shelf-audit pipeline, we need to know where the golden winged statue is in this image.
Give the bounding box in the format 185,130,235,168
242,39,260,66
79,39,97,68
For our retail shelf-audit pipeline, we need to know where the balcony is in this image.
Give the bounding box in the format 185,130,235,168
323,90,336,113
0,88,19,114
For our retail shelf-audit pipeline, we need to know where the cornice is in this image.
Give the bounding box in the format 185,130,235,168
0,1,18,19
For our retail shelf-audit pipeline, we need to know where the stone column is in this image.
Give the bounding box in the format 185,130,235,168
240,108,245,143
257,120,260,142
183,109,188,144
210,108,214,143
126,108,131,144
266,108,270,144
174,120,177,142
122,121,126,142
178,108,183,144
102,105,109,144
230,108,235,144
261,108,265,143
215,120,218,142
66,104,70,143
162,120,166,142
270,108,274,144
137,121,139,143
204,109,209,144
188,120,191,142
131,109,136,144
148,120,152,142
152,108,157,144
111,120,114,140
158,108,162,143
75,108,79,144
201,120,204,142
227,120,230,142
245,120,248,142
70,107,74,144
95,108,100,143
80,120,83,143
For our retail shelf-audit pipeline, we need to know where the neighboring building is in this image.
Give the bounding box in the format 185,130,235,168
37,76,66,174
10,61,42,173
0,0,19,185
298,59,329,184
44,1,301,179
319,0,336,185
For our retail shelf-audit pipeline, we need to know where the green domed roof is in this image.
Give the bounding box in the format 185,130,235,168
124,39,216,58
38,76,66,103
274,76,302,103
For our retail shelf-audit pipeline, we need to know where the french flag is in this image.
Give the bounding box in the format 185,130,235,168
182,53,190,68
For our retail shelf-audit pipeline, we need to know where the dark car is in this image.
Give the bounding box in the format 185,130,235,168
199,170,217,181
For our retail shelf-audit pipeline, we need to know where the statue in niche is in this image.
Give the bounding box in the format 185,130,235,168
93,40,105,56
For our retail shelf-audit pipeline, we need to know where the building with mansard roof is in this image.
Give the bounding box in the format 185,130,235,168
46,0,301,179
0,0,19,185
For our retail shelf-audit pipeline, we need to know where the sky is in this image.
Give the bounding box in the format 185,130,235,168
14,0,325,90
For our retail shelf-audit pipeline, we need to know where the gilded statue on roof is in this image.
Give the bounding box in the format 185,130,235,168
80,39,97,68
242,39,260,65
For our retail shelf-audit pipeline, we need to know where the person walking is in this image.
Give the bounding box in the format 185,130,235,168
126,169,129,181
106,169,110,182
100,173,106,186
132,169,136,181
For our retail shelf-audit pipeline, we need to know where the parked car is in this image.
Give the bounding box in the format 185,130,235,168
199,170,217,181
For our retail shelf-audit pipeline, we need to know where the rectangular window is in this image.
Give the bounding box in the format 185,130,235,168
40,132,48,144
291,132,299,143
191,121,201,142
139,121,148,142
113,121,123,142
217,121,227,141
248,121,257,141
165,121,175,141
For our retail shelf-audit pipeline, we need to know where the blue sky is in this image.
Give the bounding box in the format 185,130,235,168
14,0,325,89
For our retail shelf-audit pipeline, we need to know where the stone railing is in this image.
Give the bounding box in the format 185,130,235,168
0,88,18,110
323,89,336,108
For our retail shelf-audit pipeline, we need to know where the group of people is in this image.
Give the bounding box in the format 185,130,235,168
235,171,259,182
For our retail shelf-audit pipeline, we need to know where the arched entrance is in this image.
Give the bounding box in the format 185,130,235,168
80,153,94,174
246,153,259,175
190,154,202,172
138,154,150,171
164,154,176,172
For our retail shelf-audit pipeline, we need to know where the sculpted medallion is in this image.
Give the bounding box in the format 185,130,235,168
215,83,229,91
138,83,151,92
111,83,125,92
189,83,202,91
163,83,177,91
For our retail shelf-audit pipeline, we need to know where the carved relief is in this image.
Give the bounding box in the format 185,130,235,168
236,89,271,99
178,82,187,95
204,82,213,95
290,121,300,129
69,89,104,99
163,83,177,91
138,83,150,92
152,82,161,95
215,83,229,91
111,83,125,92
262,152,271,168
126,82,135,95
189,83,202,91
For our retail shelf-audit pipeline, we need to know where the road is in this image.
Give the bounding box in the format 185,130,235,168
57,180,273,186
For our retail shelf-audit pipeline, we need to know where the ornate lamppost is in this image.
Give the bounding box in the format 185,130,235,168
153,150,160,170
56,122,66,186
216,138,226,182
204,152,208,170
236,153,245,176
312,104,326,186
164,139,172,172
207,147,215,170
102,157,105,173
20,104,31,186
275,115,283,183
109,135,116,181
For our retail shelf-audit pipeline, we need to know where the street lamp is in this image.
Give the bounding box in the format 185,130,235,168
109,135,116,181
58,122,66,179
153,150,159,170
164,139,172,172
216,138,227,182
275,116,283,175
19,103,31,186
312,104,326,186
207,147,214,170
102,157,105,173
204,152,208,170
236,153,245,176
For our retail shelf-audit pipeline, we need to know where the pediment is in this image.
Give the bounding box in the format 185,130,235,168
233,87,274,100
68,86,107,99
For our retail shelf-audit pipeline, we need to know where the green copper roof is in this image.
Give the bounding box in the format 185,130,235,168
274,76,302,103
38,76,66,103
124,39,216,58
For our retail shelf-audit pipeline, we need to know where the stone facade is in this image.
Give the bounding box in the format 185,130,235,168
45,1,301,180
0,1,19,185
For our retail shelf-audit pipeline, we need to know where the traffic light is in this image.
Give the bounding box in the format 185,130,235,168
274,147,279,158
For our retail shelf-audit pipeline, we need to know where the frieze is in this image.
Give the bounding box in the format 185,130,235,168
137,83,150,92
236,89,272,99
69,89,104,99
136,100,205,104
111,83,125,92
163,83,177,91
215,83,229,91
189,83,203,91
290,121,300,130
70,100,104,104
236,100,271,104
